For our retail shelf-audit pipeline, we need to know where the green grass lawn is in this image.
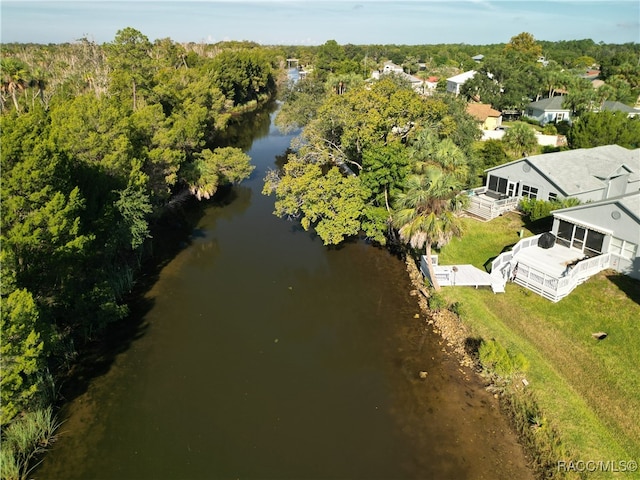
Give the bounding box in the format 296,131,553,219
436,212,640,477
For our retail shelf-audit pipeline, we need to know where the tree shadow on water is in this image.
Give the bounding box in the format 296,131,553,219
56,184,247,408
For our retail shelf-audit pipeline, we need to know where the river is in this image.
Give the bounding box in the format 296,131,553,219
36,99,532,480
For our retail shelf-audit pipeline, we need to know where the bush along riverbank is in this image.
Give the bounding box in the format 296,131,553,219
404,256,583,480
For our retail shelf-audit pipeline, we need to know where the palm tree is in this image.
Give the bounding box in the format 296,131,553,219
410,129,470,183
503,122,537,157
1,58,30,113
392,168,465,291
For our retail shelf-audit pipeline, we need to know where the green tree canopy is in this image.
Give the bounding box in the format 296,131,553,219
567,111,640,149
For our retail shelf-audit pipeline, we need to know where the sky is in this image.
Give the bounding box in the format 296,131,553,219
1,0,639,46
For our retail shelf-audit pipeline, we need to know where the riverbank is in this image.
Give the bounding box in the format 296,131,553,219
403,255,547,477
412,212,640,480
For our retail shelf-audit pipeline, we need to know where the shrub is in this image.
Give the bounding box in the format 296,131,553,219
519,197,554,221
519,197,580,222
478,339,529,379
428,292,447,311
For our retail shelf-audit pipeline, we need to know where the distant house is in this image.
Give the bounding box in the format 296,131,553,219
381,61,404,75
465,144,640,220
524,96,571,125
372,61,428,95
466,103,502,130
599,101,640,118
472,54,484,62
446,70,476,95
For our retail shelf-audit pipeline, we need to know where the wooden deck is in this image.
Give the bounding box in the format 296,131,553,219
421,259,493,288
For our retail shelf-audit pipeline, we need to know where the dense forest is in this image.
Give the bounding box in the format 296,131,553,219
1,29,639,478
0,28,279,478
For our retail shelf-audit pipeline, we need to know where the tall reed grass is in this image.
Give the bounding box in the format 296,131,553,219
0,407,62,480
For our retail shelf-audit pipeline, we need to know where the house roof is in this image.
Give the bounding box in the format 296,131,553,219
447,70,476,84
486,145,640,196
601,101,640,114
553,191,640,227
466,103,502,121
528,96,570,112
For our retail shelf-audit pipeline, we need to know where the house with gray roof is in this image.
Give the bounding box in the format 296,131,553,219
524,96,571,125
599,101,640,118
465,144,639,220
482,190,640,301
429,145,640,301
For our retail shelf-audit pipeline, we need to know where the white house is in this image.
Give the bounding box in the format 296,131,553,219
372,61,428,95
465,145,640,220
551,192,640,280
483,190,640,301
446,70,476,95
524,96,571,125
449,145,640,300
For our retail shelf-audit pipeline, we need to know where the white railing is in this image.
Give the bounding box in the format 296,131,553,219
489,234,615,301
465,188,521,220
514,253,612,302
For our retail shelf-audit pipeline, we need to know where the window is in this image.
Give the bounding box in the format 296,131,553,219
521,184,538,198
610,237,638,260
556,220,573,248
548,192,558,202
488,176,508,194
572,226,585,250
584,231,604,257
556,113,565,121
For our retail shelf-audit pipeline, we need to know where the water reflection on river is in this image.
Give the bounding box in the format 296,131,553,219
37,101,532,479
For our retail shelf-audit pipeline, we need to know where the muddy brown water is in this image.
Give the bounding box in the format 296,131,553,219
36,101,532,480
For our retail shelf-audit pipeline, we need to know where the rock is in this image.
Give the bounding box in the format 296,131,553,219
419,371,428,379
591,332,607,340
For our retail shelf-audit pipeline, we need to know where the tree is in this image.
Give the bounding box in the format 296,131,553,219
476,139,510,170
263,156,368,245
460,71,500,105
505,32,543,63
502,122,538,157
562,78,598,117
567,111,640,149
106,27,153,111
0,289,47,425
181,147,254,200
1,57,30,113
360,140,411,213
392,169,465,291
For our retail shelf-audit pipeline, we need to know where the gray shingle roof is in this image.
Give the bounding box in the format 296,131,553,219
528,96,570,111
526,145,640,195
601,101,640,114
486,145,640,196
553,191,640,225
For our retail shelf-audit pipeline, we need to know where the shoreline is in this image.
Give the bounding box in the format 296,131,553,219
403,255,539,476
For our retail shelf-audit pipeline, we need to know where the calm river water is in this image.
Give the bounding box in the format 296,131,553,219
37,99,532,480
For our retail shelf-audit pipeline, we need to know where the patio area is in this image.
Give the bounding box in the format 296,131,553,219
514,243,585,278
